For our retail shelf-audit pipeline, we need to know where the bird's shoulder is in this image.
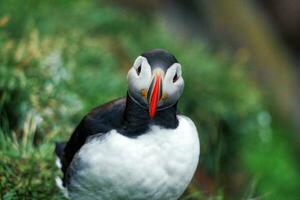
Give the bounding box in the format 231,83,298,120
176,115,198,134
83,97,126,134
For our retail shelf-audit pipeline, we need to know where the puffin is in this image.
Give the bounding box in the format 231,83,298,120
55,49,200,200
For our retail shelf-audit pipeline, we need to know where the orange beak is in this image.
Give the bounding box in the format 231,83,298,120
149,73,161,119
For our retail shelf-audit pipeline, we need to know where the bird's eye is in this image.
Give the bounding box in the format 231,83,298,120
173,73,179,83
136,65,141,75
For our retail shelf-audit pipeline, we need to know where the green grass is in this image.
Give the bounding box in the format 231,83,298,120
0,123,63,199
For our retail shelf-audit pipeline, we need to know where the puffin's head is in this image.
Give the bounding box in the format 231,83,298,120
127,49,184,119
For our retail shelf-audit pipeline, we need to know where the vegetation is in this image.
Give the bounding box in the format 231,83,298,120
0,0,299,199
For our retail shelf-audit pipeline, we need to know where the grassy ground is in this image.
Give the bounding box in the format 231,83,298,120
1,1,300,199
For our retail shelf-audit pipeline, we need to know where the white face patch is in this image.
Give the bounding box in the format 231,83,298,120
127,56,152,107
127,56,184,109
127,56,152,92
161,63,184,107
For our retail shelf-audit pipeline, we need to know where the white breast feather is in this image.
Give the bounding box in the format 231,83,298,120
63,115,200,200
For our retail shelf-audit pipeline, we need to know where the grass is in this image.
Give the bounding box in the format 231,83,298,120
0,113,63,199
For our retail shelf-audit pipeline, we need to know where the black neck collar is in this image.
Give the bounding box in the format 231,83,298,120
119,93,179,136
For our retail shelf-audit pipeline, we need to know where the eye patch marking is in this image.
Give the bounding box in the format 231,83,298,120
136,65,141,75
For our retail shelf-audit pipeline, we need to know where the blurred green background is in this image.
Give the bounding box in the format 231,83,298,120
1,0,300,199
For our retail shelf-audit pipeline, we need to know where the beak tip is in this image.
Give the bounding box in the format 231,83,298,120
149,110,155,119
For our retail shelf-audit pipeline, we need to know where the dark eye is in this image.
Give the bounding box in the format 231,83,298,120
136,65,141,75
173,73,179,83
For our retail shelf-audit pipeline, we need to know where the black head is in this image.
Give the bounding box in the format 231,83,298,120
141,49,178,72
127,49,184,118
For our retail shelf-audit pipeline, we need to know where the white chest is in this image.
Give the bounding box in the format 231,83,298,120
67,115,200,200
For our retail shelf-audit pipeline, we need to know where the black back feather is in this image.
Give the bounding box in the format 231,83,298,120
141,49,178,71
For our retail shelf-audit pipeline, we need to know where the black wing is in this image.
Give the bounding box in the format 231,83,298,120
55,97,126,185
